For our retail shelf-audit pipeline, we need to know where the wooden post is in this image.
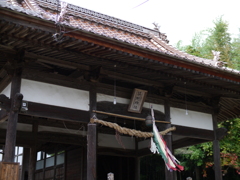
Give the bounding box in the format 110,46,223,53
212,110,222,180
164,99,175,180
3,60,23,162
21,148,30,180
28,121,38,180
87,84,97,180
87,124,97,180
135,157,140,180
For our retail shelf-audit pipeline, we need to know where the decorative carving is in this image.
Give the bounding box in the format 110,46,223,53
13,93,23,112
212,50,220,61
212,50,227,67
153,22,160,32
56,1,68,23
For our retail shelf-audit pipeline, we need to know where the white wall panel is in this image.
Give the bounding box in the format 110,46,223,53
171,107,213,130
20,79,89,110
143,102,164,113
1,83,11,97
97,93,164,113
97,93,130,104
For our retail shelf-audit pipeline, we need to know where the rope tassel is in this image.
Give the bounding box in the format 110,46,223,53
150,107,184,171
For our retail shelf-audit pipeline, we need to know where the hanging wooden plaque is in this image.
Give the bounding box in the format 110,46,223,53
128,88,147,113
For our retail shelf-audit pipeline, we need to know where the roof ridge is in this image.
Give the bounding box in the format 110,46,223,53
36,0,169,42
150,34,240,74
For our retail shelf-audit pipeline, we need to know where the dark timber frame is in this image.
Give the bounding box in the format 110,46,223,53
0,1,240,180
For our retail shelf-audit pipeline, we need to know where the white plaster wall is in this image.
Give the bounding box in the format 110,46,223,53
19,79,89,111
1,83,11,97
143,102,164,113
97,93,130,104
171,107,213,130
98,133,135,149
97,93,164,113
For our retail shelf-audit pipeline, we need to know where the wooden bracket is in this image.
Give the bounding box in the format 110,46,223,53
216,127,227,140
163,84,175,98
84,65,102,82
13,93,23,112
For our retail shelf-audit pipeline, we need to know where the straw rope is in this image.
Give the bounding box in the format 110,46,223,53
90,118,176,138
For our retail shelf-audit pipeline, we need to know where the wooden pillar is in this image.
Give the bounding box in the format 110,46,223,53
87,124,97,180
87,84,97,180
28,121,38,180
135,157,140,180
134,137,140,180
3,60,23,162
21,148,30,180
212,110,222,180
82,147,87,180
164,99,174,180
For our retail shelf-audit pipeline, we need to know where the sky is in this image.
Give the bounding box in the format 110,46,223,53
64,0,240,46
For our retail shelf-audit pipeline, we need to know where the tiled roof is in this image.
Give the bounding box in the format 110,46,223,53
0,0,240,75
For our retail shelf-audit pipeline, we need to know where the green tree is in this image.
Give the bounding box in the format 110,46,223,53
178,17,235,68
176,17,240,179
231,29,240,70
179,119,240,179
203,17,232,64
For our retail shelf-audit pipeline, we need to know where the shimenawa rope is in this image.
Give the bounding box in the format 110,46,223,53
90,118,175,138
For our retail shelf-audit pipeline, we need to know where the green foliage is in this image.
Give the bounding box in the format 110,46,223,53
231,30,240,70
176,16,240,179
204,17,232,64
219,118,240,156
178,119,240,178
178,16,239,69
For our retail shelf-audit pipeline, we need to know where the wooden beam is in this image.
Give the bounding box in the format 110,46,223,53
25,51,89,70
25,52,165,91
66,31,240,83
97,147,139,157
172,138,208,149
0,129,87,147
172,125,214,140
22,68,91,91
19,101,90,123
22,68,214,115
102,69,164,88
93,110,169,124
